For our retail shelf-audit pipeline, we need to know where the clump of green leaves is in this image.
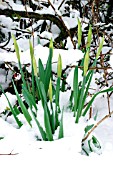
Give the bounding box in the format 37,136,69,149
82,124,102,156
0,36,64,141
82,135,102,156
71,23,113,123
0,27,112,157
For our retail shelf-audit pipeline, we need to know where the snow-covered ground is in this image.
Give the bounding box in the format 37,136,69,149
0,0,113,169
0,43,113,170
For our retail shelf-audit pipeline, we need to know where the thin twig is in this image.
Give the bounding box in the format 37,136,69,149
58,0,65,10
89,107,92,119
70,65,112,71
100,54,111,114
82,110,113,142
0,150,19,156
99,30,113,45
48,0,76,49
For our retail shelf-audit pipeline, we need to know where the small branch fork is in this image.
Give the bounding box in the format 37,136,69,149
82,110,113,142
0,150,19,156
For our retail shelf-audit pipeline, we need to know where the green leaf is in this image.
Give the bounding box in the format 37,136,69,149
84,48,90,76
61,73,66,92
58,111,64,139
77,18,82,48
48,79,53,103
39,81,51,119
44,103,53,141
88,139,93,152
73,66,78,116
92,136,101,148
12,34,20,61
37,37,41,44
76,76,86,123
0,85,22,128
81,71,94,111
82,147,89,156
22,85,37,111
94,111,98,121
12,35,27,88
49,38,53,49
12,13,21,19
55,77,60,107
30,110,47,141
38,58,45,83
50,103,55,133
86,25,92,49
57,54,62,78
33,56,38,76
44,40,53,94
83,87,113,116
13,105,21,116
12,81,32,127
69,91,74,110
35,118,47,141
38,81,55,139
0,137,4,140
96,36,104,59
29,40,34,61
35,77,42,101
22,78,47,141
29,40,37,98
30,40,38,76
40,81,47,103
84,124,94,134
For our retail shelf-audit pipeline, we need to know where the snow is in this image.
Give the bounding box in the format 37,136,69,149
0,16,12,30
0,43,113,170
0,1,113,170
0,110,112,170
63,17,78,29
0,121,113,170
0,43,84,70
40,31,53,40
65,37,74,49
0,92,17,113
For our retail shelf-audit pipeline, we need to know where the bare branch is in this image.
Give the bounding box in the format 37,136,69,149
0,8,65,33
48,0,76,49
82,110,113,142
0,150,19,156
0,8,78,45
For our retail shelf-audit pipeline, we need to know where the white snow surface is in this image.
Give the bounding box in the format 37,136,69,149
0,1,113,169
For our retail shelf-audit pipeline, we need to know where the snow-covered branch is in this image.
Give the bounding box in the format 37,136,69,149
0,8,65,35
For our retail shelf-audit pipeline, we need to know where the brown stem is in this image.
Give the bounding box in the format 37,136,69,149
82,110,113,142
100,54,111,114
99,31,113,45
70,65,112,71
0,150,19,156
58,0,65,10
89,106,92,119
